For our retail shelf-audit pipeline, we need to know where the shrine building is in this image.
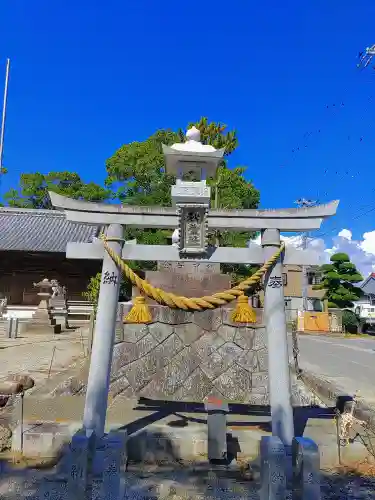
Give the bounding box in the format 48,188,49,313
0,206,102,305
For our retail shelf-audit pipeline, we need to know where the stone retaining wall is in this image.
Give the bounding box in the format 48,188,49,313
109,305,269,403
40,305,318,408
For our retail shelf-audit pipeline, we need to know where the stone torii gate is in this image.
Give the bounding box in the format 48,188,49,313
49,127,338,449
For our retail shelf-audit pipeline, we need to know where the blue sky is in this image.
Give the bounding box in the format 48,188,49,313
1,0,375,249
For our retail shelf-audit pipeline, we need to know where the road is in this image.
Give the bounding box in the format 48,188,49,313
289,334,375,405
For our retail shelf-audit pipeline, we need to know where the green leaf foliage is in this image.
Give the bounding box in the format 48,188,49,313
330,253,350,262
4,171,112,209
342,309,359,334
82,273,102,314
317,252,364,309
320,264,335,272
83,272,132,314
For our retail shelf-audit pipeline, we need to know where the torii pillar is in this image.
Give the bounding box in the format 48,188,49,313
262,229,293,445
83,224,124,436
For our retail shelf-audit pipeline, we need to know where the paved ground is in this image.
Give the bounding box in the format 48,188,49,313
292,334,375,404
0,329,88,387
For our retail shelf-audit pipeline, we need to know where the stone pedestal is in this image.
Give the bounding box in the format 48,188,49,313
119,261,267,403
51,297,69,330
28,306,61,334
25,322,61,335
50,281,69,330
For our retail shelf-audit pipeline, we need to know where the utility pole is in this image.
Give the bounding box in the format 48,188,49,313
357,45,375,69
295,198,317,312
0,58,10,176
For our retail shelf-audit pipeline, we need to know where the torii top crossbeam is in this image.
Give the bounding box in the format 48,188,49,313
49,192,338,232
49,192,338,266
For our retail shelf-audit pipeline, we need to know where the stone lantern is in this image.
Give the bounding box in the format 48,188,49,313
162,127,225,257
28,278,61,334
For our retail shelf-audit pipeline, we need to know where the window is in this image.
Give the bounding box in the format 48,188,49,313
307,272,322,285
282,273,287,285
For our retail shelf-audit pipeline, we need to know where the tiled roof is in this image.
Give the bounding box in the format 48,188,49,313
0,207,101,252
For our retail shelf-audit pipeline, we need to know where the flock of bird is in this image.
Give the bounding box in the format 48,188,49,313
280,103,369,176
275,49,375,211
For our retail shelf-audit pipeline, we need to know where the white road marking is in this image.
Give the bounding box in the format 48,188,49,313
299,337,375,354
319,352,373,369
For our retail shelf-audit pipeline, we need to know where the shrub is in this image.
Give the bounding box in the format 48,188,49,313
342,309,359,334
82,273,132,316
82,273,102,314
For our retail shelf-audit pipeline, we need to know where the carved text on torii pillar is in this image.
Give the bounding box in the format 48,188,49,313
102,271,118,286
268,276,283,289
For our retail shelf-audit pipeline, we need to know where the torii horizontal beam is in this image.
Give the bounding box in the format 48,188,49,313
67,241,322,266
49,192,339,232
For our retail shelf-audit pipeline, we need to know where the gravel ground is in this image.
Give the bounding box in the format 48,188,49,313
1,465,375,499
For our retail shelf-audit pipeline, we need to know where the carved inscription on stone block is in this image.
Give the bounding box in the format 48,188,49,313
158,261,220,274
144,271,231,299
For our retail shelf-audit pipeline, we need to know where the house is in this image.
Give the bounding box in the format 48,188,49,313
257,265,325,320
358,273,375,305
283,265,325,314
0,207,102,305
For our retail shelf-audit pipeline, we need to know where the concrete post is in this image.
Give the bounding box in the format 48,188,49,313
292,437,321,499
262,228,294,446
205,398,229,462
260,435,286,500
83,224,124,438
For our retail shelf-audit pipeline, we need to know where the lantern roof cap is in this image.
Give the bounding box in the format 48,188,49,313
162,126,225,177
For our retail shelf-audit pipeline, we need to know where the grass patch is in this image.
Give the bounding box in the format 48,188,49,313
344,333,375,339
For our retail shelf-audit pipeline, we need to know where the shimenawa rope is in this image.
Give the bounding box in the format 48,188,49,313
99,234,285,323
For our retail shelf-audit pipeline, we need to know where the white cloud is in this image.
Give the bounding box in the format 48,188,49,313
324,229,375,278
338,229,352,240
249,229,375,279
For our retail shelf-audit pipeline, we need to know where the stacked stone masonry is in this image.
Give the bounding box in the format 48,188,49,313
109,305,269,403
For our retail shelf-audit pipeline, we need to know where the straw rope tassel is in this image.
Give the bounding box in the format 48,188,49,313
231,295,257,323
124,296,152,324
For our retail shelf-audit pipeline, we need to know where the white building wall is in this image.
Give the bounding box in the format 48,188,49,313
285,296,323,321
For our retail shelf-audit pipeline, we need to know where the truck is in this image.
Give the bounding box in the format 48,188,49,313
354,303,375,333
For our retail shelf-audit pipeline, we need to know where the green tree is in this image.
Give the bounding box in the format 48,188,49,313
105,117,260,279
313,252,364,308
3,171,112,208
105,117,239,206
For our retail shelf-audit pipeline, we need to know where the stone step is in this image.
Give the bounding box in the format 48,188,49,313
0,321,7,336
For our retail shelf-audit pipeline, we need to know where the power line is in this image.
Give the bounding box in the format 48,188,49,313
312,203,375,242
